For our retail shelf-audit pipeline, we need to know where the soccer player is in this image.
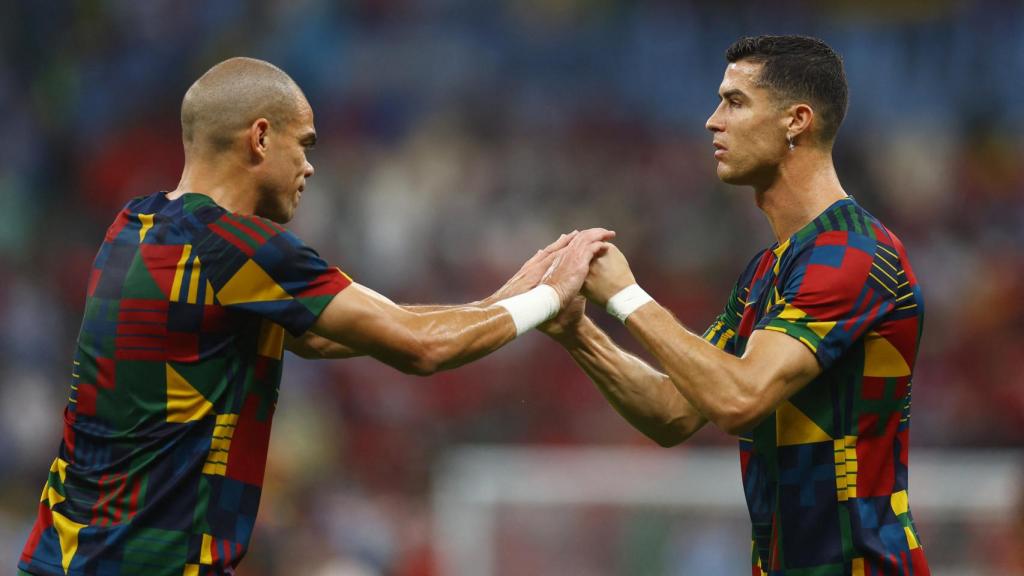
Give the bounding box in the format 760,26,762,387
542,36,929,573
17,57,611,576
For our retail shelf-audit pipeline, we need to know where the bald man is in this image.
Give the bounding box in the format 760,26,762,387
18,57,611,576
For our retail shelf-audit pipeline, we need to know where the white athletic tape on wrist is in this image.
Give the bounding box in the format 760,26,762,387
495,284,561,336
606,284,654,323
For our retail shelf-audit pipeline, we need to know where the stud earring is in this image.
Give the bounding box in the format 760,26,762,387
787,135,795,150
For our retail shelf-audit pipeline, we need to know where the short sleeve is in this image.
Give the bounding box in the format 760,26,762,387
703,283,743,354
703,251,765,355
756,231,897,370
201,212,352,336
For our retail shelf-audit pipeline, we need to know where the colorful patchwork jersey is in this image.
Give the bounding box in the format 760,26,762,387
703,198,929,575
19,192,352,576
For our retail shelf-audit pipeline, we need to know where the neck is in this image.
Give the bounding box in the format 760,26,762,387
168,153,256,215
755,146,847,244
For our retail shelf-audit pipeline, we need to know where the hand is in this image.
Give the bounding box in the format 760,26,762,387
538,295,586,343
541,227,616,308
582,243,636,308
483,231,579,306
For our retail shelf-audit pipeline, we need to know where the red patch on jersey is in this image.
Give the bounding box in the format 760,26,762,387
103,209,132,243
167,332,199,362
77,382,98,416
874,317,919,372
855,415,899,497
208,221,256,257
87,267,103,297
225,394,274,487
138,245,187,298
19,503,54,564
815,230,849,246
300,269,353,298
201,305,230,332
795,246,873,319
96,358,116,390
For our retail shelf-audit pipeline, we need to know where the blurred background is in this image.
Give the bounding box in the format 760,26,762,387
1,0,1023,574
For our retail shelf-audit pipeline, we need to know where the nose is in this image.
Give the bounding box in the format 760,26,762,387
706,102,724,133
304,160,314,178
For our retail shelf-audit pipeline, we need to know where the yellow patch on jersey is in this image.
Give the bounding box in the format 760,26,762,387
166,364,214,423
863,332,910,377
776,401,831,446
217,260,292,304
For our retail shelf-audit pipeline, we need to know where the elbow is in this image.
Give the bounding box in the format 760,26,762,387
649,417,699,448
397,339,446,376
652,432,686,448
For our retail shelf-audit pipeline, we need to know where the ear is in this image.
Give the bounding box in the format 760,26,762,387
248,118,271,162
784,103,814,144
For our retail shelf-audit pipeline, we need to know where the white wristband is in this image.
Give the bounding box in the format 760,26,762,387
606,284,654,323
495,284,561,336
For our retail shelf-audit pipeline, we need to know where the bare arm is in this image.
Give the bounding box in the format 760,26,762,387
585,244,821,435
285,231,581,361
542,299,706,446
308,229,613,375
624,304,819,435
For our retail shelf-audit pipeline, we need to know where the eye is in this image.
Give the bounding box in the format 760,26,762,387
729,99,741,108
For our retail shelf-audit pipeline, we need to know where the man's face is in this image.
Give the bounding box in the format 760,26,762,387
705,60,789,188
256,97,316,223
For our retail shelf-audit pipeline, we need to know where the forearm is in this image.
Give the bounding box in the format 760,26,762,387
624,303,756,434
404,305,518,373
556,317,706,446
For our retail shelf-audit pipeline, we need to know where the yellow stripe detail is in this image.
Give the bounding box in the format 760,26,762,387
53,509,87,573
868,273,897,297
852,557,865,576
875,253,899,273
797,336,817,352
878,245,899,259
204,280,215,305
138,213,155,243
187,256,201,304
201,533,214,565
872,262,898,284
184,565,200,576
170,245,192,302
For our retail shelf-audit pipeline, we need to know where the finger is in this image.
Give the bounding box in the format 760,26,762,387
591,241,612,258
543,231,578,254
572,227,616,246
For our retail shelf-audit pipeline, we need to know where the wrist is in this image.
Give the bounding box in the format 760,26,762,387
495,284,561,336
605,283,654,323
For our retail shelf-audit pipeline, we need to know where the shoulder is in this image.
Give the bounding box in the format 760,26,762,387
203,211,293,257
737,248,771,285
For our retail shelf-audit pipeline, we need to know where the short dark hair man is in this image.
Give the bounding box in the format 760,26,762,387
18,57,611,576
543,36,930,574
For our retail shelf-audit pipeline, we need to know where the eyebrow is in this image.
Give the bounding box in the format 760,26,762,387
720,89,747,101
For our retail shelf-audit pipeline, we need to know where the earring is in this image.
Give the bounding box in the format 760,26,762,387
787,135,795,150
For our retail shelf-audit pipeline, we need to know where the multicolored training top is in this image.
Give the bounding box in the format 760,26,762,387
703,197,929,575
20,192,351,576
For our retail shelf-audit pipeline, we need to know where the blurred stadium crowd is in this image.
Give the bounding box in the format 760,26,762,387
1,1,1023,574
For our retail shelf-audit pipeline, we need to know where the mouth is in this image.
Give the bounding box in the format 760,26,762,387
713,142,727,160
